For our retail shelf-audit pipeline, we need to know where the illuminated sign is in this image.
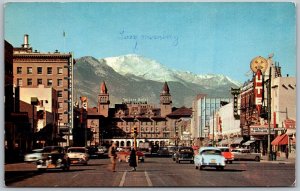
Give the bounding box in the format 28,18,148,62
80,96,88,109
231,88,240,119
254,69,263,116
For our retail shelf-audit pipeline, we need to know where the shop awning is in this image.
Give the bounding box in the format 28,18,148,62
278,134,288,145
232,137,243,144
271,134,288,145
243,140,255,146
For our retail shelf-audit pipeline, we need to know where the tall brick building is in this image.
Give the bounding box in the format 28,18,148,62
12,34,75,144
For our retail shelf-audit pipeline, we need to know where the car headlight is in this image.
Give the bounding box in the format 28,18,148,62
57,159,62,163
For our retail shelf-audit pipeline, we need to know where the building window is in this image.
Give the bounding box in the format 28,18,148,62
37,67,43,74
27,67,33,74
37,79,42,85
47,79,53,86
57,79,63,86
17,67,22,74
58,102,63,109
58,113,63,121
57,91,63,98
57,67,63,74
47,67,52,74
17,78,22,86
27,78,32,86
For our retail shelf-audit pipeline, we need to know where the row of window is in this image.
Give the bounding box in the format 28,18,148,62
17,78,64,87
118,121,167,126
16,66,63,75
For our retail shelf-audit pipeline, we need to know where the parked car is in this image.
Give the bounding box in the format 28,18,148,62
36,146,70,171
87,146,106,158
157,147,170,156
231,148,261,162
194,147,226,170
24,149,43,162
218,147,234,164
117,148,145,163
67,147,89,165
173,147,194,164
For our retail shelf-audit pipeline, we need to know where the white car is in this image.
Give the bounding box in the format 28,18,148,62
67,147,89,165
231,148,261,161
24,149,43,162
194,147,226,170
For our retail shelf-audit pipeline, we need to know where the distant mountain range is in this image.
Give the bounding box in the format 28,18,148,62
74,54,241,108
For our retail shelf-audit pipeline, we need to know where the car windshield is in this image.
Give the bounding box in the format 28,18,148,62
68,149,86,153
43,147,63,153
201,149,221,155
219,148,230,152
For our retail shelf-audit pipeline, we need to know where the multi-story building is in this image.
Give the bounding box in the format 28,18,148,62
84,81,192,147
191,94,232,140
239,54,296,155
12,34,75,145
210,102,241,146
17,85,58,147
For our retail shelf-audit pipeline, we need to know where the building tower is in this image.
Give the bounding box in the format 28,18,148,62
98,81,110,117
160,82,172,117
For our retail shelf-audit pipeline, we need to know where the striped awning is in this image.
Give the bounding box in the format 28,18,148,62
243,140,255,146
232,137,243,144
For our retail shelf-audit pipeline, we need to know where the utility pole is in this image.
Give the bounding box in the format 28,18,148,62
267,67,272,161
212,110,215,147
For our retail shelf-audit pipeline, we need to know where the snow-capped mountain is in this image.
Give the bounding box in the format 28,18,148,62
103,54,241,87
74,55,241,107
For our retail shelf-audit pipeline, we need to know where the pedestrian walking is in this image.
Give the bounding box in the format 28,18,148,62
129,148,137,171
108,142,117,172
285,147,289,159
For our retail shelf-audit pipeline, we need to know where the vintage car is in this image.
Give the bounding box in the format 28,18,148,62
231,148,261,162
173,147,194,164
36,146,70,171
117,148,145,163
194,147,226,170
67,147,89,165
218,147,234,164
24,149,43,162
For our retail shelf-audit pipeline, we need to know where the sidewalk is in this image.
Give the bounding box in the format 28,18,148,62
261,155,296,164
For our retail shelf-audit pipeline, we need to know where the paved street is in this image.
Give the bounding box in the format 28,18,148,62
5,156,295,187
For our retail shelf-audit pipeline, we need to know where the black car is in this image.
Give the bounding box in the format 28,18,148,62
36,146,70,171
173,147,194,164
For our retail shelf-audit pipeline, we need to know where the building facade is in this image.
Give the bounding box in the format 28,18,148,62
191,94,233,140
83,81,192,147
12,34,75,144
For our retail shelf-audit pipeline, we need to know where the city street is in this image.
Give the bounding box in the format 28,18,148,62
5,156,295,187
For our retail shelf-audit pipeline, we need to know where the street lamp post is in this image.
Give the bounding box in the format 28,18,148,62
267,67,272,161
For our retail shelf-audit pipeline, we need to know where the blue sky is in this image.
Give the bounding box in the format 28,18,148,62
4,2,296,82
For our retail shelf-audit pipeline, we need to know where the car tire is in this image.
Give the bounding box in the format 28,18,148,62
118,158,122,162
255,156,260,162
195,165,198,169
190,161,193,164
199,166,203,170
37,168,46,172
178,160,181,164
229,161,233,164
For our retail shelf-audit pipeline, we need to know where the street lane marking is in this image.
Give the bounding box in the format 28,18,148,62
72,174,79,179
119,171,127,187
144,171,153,186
